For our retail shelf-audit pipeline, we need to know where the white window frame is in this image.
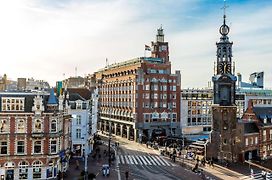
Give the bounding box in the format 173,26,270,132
50,139,58,154
76,115,81,125
16,140,25,155
50,120,57,133
76,129,81,139
19,161,29,180
33,141,42,154
17,119,26,133
0,141,8,155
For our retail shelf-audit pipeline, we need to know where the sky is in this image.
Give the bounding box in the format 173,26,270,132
0,0,271,88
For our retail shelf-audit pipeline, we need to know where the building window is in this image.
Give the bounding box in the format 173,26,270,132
50,140,57,154
270,129,272,140
172,86,176,91
76,129,81,139
34,119,42,132
32,161,42,179
0,141,8,155
17,141,25,154
1,97,24,111
76,115,81,125
263,130,267,141
0,119,8,133
255,137,258,144
51,120,57,132
144,84,149,91
245,138,248,146
17,119,26,133
19,161,29,179
34,141,42,154
47,160,54,178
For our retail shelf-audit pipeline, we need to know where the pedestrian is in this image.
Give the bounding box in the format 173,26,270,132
210,158,214,168
76,160,79,170
146,142,149,148
125,171,129,180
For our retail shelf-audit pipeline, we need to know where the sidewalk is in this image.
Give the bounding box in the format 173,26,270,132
65,143,118,180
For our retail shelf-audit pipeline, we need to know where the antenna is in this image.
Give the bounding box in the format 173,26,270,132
75,67,77,77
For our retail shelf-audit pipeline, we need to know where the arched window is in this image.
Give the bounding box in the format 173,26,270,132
47,160,54,178
50,120,57,132
18,161,29,179
33,141,42,154
0,119,8,133
17,119,25,133
32,160,42,179
34,119,42,132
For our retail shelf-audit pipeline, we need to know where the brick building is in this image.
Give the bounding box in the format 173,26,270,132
236,100,272,161
95,27,181,142
0,90,71,180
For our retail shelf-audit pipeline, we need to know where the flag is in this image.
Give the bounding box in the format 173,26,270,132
145,45,151,51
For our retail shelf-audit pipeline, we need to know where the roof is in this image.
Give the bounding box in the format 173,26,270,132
67,88,92,100
244,122,259,134
47,89,58,105
69,93,86,101
253,107,272,124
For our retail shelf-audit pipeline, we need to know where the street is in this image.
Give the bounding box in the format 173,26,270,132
109,135,207,180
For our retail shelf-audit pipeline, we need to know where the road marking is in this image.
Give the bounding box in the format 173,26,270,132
116,155,120,164
154,156,166,166
134,155,143,165
139,156,148,165
131,155,138,165
146,156,156,166
120,155,125,164
142,156,152,165
127,155,134,164
159,157,171,166
150,156,161,166
124,155,130,164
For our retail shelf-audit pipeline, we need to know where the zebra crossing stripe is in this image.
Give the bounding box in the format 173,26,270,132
142,156,152,165
131,155,138,165
120,155,125,164
159,157,171,166
139,156,148,165
134,155,143,165
124,155,130,164
127,155,134,164
146,156,156,165
154,156,166,166
149,156,161,166
116,155,120,164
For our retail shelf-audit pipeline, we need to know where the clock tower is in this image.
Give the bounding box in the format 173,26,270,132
151,26,169,63
208,3,239,163
213,14,236,106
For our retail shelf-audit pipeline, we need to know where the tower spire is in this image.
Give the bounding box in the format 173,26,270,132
221,0,229,25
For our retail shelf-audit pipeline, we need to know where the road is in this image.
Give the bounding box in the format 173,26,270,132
106,135,208,180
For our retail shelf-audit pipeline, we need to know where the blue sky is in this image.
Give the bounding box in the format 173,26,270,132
0,0,271,88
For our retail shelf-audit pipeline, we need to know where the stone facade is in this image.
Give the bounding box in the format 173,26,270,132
0,91,71,180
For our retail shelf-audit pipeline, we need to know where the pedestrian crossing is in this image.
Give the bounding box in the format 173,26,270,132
117,154,176,167
239,172,272,180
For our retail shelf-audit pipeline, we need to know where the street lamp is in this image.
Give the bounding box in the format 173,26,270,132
168,103,173,137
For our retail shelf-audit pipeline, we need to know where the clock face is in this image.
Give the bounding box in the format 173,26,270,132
218,62,231,74
219,25,230,35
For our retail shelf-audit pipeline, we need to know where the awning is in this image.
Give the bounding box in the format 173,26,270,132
189,145,204,149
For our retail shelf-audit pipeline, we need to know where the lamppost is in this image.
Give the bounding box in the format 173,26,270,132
168,103,173,137
108,121,112,166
